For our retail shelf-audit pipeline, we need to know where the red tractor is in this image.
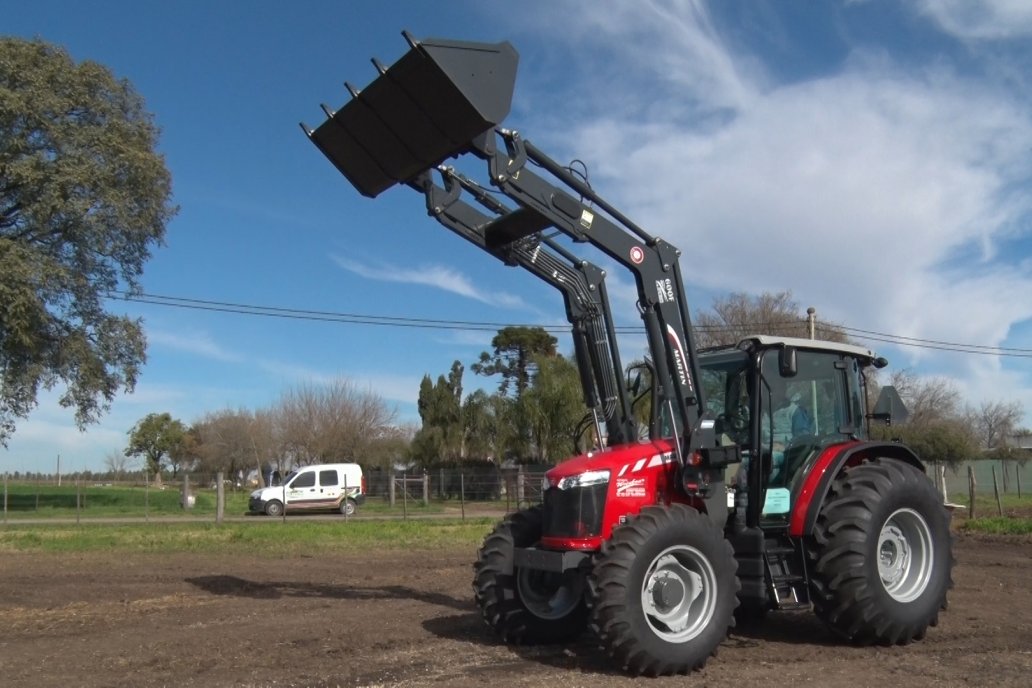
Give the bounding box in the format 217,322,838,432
304,33,953,676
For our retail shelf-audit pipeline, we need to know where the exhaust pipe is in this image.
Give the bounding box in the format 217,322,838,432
305,32,519,198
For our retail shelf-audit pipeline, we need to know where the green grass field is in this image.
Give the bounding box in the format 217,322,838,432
2,483,1028,551
0,482,448,519
0,518,497,554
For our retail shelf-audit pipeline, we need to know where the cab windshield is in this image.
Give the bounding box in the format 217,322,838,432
758,348,861,490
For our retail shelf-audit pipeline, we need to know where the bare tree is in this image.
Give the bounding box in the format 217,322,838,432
970,400,1024,450
693,291,850,349
193,408,277,484
274,378,396,467
103,450,134,480
888,370,964,427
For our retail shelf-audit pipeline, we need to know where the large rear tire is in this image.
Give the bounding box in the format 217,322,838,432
808,458,953,644
589,504,738,676
473,506,588,644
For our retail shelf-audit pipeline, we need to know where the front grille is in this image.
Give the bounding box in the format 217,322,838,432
542,483,607,538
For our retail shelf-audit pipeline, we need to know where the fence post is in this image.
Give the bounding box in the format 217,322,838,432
460,471,465,522
1018,466,1023,499
145,473,150,522
3,472,7,524
402,472,408,520
992,465,1003,517
439,468,445,500
517,466,525,506
967,465,976,520
216,471,225,525
76,477,81,525
35,477,40,512
1001,460,1009,493
389,470,396,507
422,472,429,507
344,473,349,524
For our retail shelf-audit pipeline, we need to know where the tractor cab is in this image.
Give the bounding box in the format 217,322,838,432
700,335,884,523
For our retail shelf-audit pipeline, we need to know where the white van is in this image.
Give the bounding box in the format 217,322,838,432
248,463,365,517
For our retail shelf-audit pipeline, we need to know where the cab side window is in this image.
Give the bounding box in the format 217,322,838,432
291,471,316,488
319,470,338,487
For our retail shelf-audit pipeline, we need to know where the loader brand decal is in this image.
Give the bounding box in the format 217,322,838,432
629,246,645,265
580,209,594,230
617,451,675,477
656,278,675,304
616,477,647,498
665,324,695,394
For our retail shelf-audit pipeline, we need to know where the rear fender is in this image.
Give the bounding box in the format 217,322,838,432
788,441,923,538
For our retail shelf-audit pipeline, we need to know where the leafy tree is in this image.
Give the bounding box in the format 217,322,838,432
462,389,503,460
693,291,849,349
472,326,557,398
125,412,187,483
521,353,587,462
411,361,464,465
0,38,176,444
873,418,977,468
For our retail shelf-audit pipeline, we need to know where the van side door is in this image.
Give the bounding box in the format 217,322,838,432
284,469,319,509
319,468,344,508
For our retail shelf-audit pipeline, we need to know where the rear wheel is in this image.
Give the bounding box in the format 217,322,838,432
589,504,738,676
808,458,953,644
473,506,588,644
265,500,283,517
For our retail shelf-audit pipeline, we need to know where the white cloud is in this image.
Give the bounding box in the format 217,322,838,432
147,327,242,363
331,255,529,310
518,1,1032,423
916,0,1032,40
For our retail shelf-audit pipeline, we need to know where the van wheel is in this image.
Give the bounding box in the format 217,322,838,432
340,498,357,516
265,500,284,517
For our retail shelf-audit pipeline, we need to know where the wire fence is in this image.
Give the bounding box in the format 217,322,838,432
3,459,1028,524
0,466,550,524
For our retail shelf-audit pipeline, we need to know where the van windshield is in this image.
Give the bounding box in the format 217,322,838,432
282,470,298,485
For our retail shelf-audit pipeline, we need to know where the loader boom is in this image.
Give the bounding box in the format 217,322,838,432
304,32,736,477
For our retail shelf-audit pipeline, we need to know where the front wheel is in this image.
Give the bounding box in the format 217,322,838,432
264,500,284,517
808,458,953,644
339,498,357,516
473,506,588,644
590,504,738,676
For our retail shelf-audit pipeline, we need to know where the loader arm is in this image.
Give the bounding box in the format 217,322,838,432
411,167,635,446
303,32,738,479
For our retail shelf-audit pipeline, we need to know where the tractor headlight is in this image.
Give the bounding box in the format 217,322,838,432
556,469,611,491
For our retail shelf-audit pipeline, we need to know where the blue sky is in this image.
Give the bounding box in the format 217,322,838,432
3,0,1032,474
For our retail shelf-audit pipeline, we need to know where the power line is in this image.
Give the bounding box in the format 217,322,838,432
104,290,1032,358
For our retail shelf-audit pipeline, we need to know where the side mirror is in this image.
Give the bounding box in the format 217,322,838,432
871,385,909,425
779,346,798,378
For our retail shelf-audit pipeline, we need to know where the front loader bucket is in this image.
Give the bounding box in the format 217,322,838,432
307,34,519,198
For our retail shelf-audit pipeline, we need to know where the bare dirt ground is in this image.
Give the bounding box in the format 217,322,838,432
1,533,1030,688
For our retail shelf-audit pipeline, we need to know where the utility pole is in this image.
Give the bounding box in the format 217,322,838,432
807,307,816,340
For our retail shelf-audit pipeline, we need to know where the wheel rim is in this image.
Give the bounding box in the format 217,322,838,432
516,568,584,620
878,508,934,603
640,545,717,642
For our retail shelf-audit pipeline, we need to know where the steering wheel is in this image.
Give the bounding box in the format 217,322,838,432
718,404,749,435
